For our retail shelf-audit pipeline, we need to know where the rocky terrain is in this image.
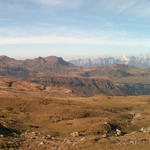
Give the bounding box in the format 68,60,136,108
0,78,150,149
0,56,150,149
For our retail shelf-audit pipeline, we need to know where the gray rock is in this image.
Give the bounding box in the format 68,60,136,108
102,134,108,138
70,132,79,137
39,141,44,145
80,137,85,141
140,127,148,133
116,129,122,136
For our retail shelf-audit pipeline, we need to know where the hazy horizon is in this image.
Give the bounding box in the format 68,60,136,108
1,52,150,61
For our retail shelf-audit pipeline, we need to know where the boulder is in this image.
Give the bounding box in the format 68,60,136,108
70,132,79,137
116,129,122,136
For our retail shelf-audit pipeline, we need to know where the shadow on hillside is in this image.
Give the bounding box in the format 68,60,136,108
0,123,20,137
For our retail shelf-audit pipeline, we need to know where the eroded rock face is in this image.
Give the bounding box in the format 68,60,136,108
33,77,123,97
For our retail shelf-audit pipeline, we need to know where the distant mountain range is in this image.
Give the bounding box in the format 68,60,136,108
70,54,150,68
0,55,150,96
0,55,80,78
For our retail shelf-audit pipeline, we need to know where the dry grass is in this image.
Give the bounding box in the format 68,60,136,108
0,77,150,149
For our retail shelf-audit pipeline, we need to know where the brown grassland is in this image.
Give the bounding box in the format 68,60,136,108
0,77,150,149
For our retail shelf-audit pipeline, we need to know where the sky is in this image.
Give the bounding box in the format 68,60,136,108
1,0,150,58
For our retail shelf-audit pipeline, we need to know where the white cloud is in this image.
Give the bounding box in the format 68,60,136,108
33,0,84,7
0,36,150,47
35,0,65,5
98,0,137,13
0,24,129,40
98,0,150,17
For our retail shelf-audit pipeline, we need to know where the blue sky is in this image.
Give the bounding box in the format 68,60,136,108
1,0,150,58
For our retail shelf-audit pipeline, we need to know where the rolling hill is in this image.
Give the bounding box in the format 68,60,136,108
1,78,150,150
1,56,150,149
0,56,150,96
0,56,81,78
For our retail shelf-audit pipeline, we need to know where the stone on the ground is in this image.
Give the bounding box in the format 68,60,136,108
116,129,122,136
70,132,79,137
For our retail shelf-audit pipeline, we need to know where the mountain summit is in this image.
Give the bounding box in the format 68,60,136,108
70,55,150,68
0,56,78,77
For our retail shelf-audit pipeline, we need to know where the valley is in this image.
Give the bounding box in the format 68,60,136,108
0,56,150,96
0,56,150,149
0,78,150,149
1,0,150,149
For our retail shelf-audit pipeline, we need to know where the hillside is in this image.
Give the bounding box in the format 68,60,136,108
1,80,150,149
0,56,81,78
0,56,150,81
31,76,124,96
80,64,150,83
1,57,150,149
0,56,150,96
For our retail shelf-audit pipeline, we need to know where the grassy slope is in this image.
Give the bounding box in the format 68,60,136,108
0,79,150,149
81,64,150,84
1,56,150,85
